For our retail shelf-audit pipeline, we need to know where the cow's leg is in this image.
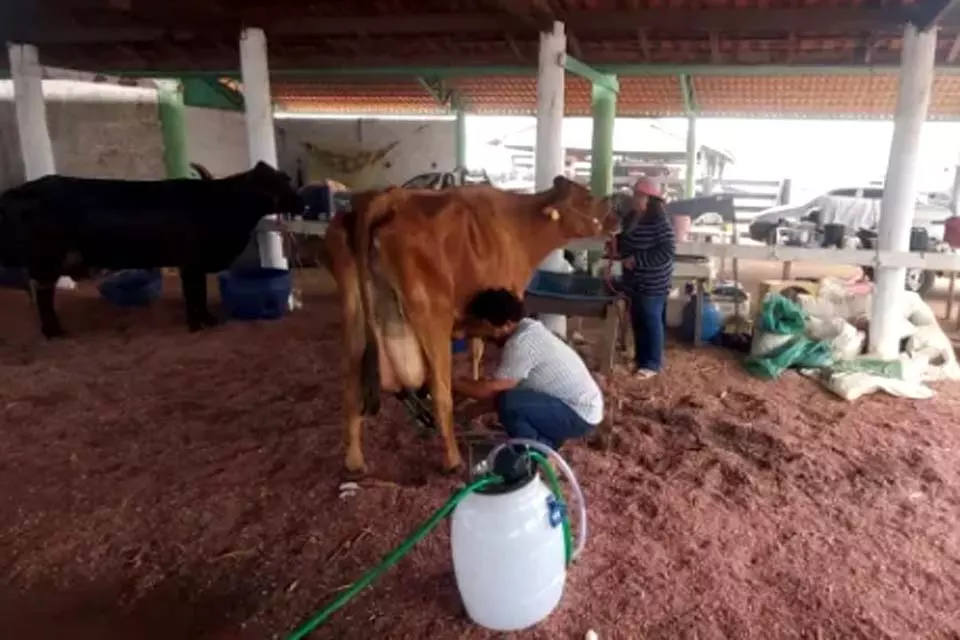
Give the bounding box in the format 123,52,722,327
469,336,484,381
343,284,372,476
431,341,462,473
343,355,367,476
180,268,217,331
30,269,65,339
411,318,462,473
195,273,219,328
327,223,371,476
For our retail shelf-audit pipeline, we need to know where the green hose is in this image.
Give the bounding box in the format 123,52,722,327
528,451,573,566
285,454,574,640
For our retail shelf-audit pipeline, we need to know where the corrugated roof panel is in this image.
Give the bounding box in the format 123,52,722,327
618,76,686,116
271,72,960,119
693,74,899,117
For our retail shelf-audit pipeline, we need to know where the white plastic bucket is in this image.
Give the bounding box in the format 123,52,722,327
451,475,566,631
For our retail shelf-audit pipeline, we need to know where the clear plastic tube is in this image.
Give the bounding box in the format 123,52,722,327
485,438,588,561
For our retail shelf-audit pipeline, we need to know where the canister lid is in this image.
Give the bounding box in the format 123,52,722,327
475,444,537,495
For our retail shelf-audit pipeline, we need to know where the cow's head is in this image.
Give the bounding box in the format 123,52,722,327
249,161,305,216
542,176,618,238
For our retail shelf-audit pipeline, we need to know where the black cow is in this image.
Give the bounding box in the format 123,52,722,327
0,161,303,338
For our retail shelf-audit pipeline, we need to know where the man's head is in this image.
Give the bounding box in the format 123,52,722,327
464,288,525,346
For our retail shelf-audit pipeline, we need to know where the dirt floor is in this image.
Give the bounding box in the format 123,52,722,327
1,266,959,640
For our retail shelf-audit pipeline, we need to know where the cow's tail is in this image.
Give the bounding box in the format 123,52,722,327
352,189,427,407
352,190,398,415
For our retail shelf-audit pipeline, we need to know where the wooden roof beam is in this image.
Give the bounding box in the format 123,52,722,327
947,32,960,62
785,32,798,64
637,29,652,62
505,34,526,61
416,76,453,108
709,32,721,64
568,33,584,59
563,55,620,94
4,8,951,45
909,0,960,31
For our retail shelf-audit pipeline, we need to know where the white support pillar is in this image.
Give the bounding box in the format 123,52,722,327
9,43,77,291
8,44,55,180
869,23,938,358
240,27,287,271
684,113,697,198
535,21,568,338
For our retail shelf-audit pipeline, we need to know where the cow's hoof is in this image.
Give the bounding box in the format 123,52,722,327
42,327,66,340
188,324,204,333
200,314,220,328
342,467,367,482
343,456,368,479
442,461,465,476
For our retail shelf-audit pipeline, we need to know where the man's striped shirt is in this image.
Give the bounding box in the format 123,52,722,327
616,212,676,295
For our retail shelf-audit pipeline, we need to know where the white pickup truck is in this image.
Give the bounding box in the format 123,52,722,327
748,186,953,295
401,168,493,190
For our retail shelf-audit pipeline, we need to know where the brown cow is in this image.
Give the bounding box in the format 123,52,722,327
327,176,616,475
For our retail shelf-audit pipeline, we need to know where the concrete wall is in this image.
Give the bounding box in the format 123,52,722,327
0,80,251,192
0,82,165,191
0,101,164,191
0,82,455,194
277,118,456,189
184,108,249,177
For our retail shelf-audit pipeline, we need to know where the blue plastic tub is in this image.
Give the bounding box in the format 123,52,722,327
98,269,163,307
527,270,615,300
0,267,28,290
218,268,292,321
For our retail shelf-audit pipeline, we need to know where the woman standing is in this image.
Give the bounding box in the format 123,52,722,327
613,177,675,379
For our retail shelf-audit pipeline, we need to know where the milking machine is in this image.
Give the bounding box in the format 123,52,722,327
285,439,587,639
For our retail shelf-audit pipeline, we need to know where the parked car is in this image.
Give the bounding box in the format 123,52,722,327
402,168,492,190
747,186,951,244
855,227,946,296
748,186,953,296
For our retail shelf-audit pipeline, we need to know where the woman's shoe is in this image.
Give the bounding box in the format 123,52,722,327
634,368,659,379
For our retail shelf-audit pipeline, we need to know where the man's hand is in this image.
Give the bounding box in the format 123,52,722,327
622,255,636,270
452,376,519,400
456,398,494,421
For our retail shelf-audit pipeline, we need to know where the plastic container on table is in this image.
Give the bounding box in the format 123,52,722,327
672,214,693,242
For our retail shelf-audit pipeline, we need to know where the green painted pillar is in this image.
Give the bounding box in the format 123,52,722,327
156,80,191,179
589,75,617,197
685,112,697,198
454,101,467,170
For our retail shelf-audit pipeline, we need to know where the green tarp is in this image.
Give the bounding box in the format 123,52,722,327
743,294,833,380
